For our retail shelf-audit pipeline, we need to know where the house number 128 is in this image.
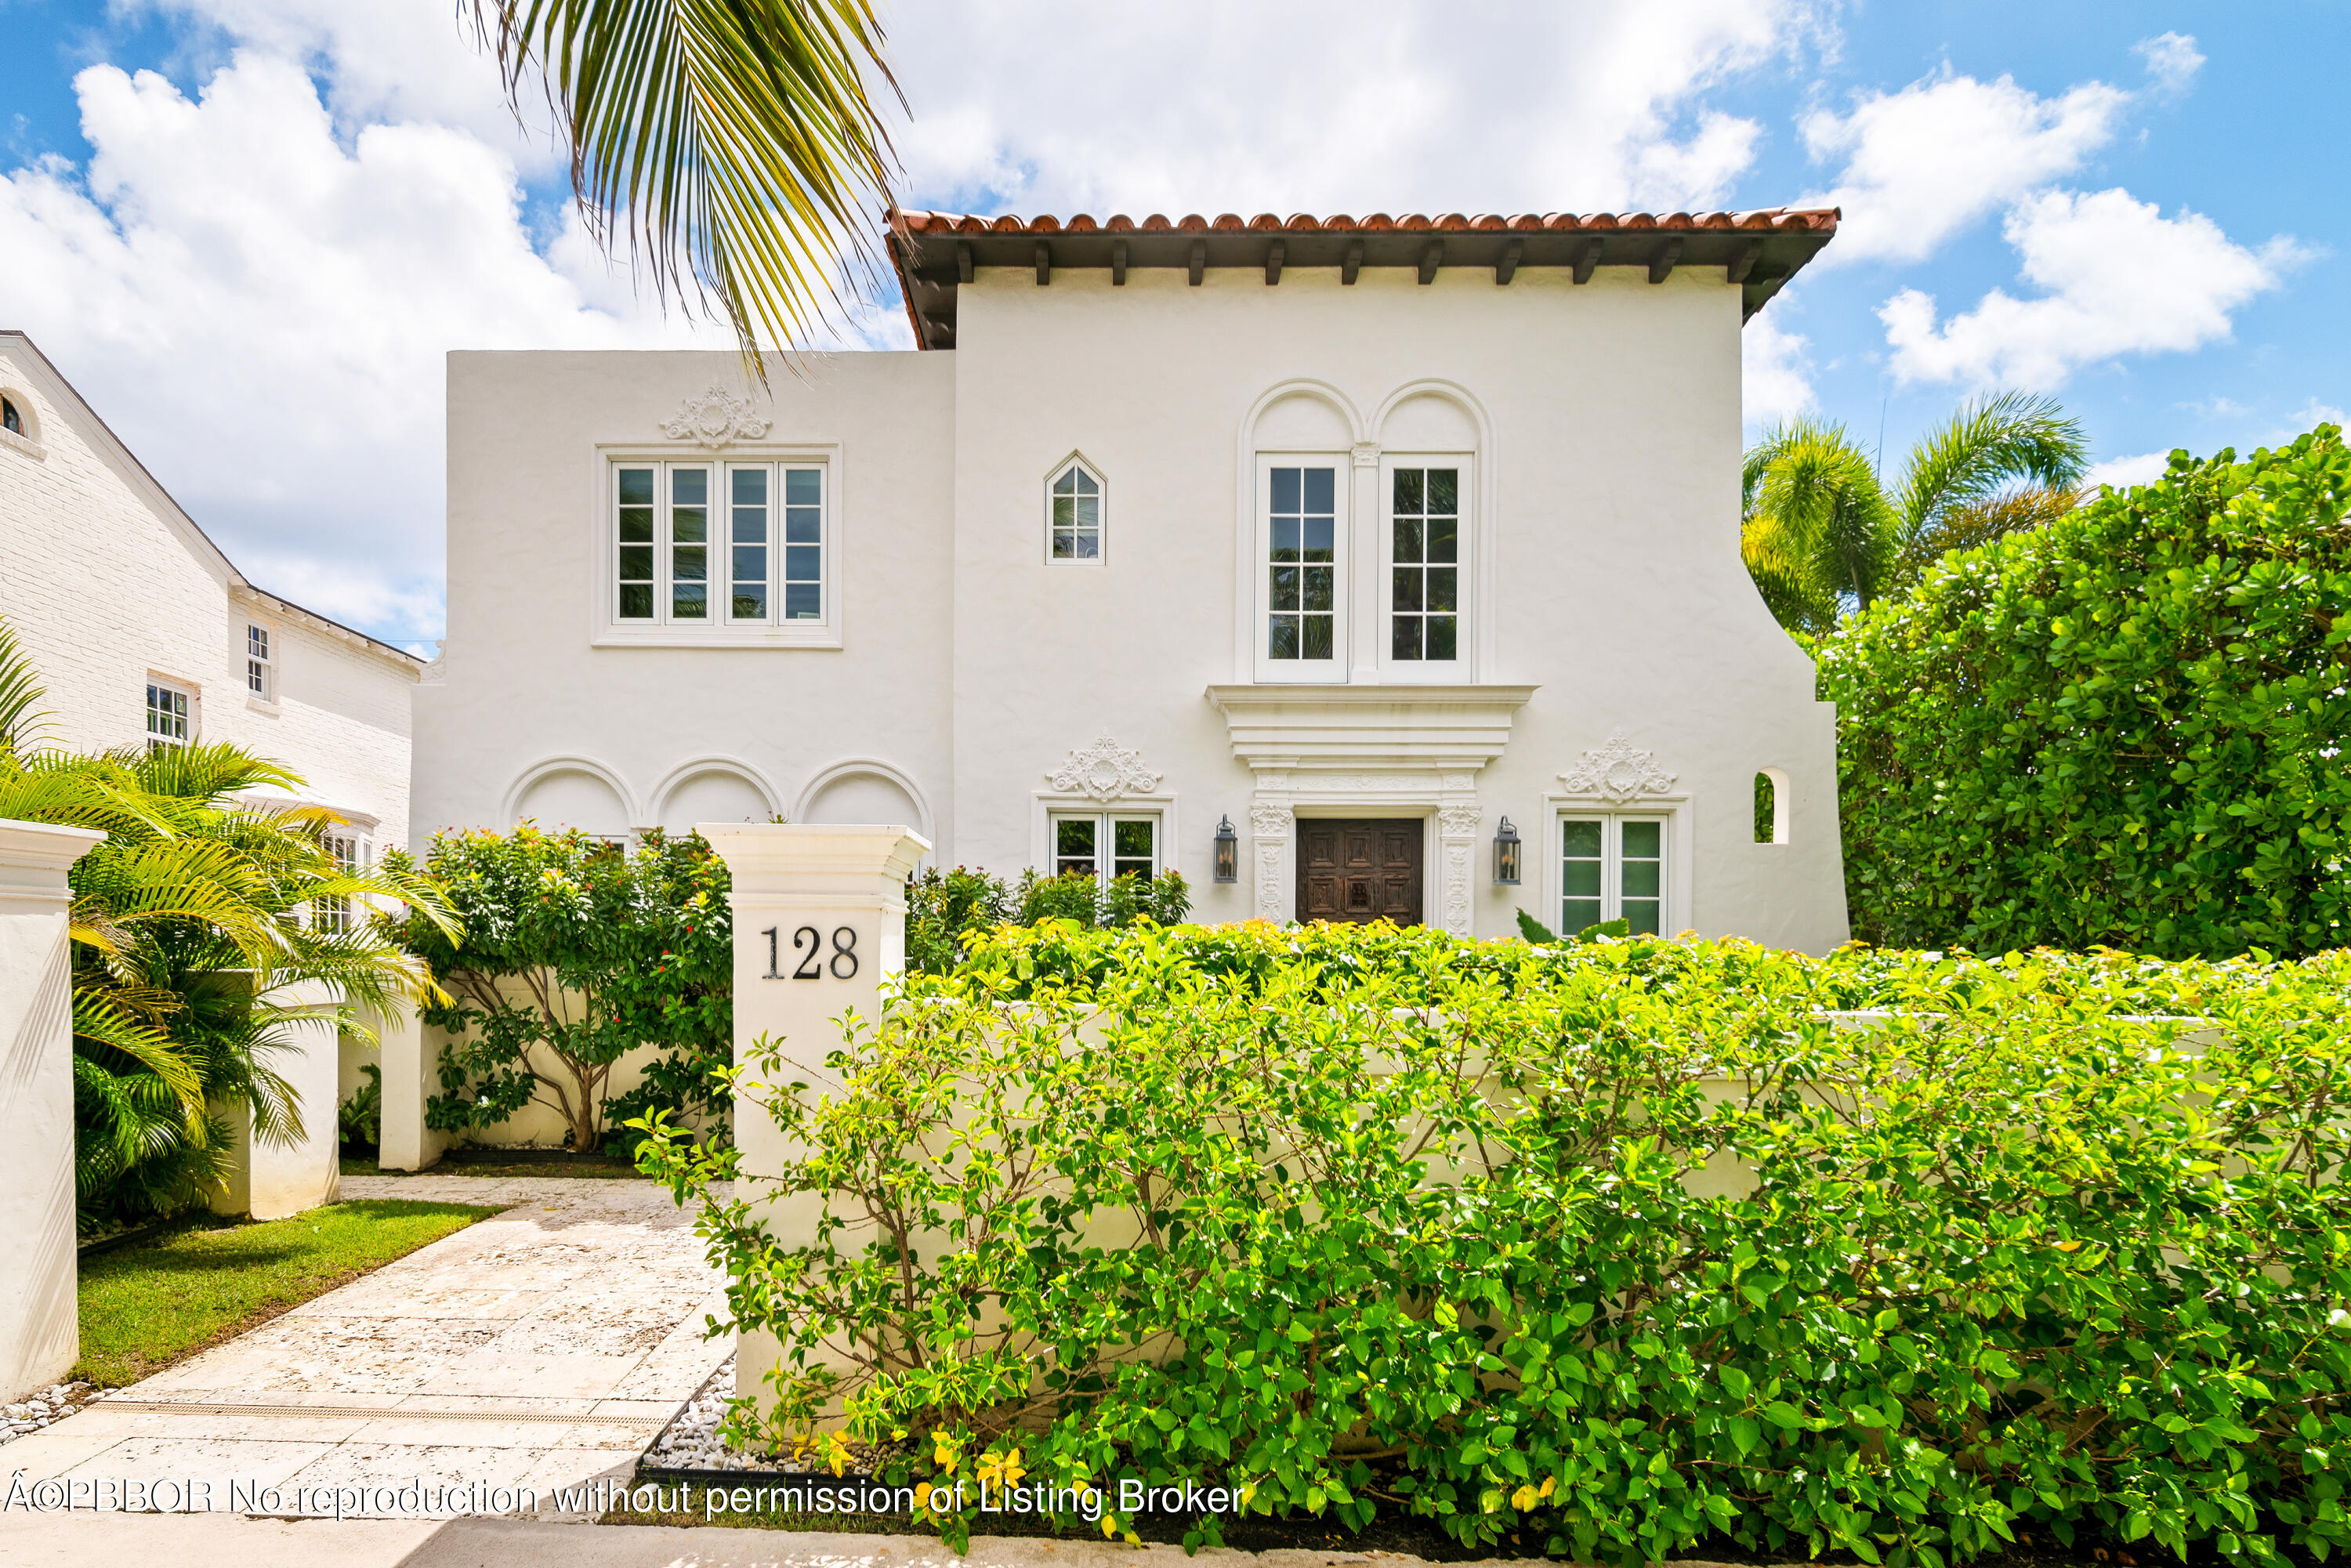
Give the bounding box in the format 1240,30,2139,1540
761,925,858,980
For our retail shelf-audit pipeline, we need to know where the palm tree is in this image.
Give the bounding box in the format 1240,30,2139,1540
0,621,456,1222
469,0,904,367
1742,392,2088,637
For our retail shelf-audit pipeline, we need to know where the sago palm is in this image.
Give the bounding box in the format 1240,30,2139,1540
1743,391,2088,636
469,0,903,366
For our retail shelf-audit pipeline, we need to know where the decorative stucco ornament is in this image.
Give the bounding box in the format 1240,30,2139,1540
1248,802,1291,835
1048,733,1163,802
660,384,772,448
1559,729,1678,802
1437,803,1484,836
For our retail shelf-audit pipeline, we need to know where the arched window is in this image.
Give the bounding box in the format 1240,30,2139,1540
1049,458,1103,563
2,396,20,436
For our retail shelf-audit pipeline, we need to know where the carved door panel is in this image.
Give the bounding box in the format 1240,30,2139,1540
1295,818,1423,925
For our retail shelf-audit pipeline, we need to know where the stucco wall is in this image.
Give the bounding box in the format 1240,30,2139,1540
422,263,1845,953
949,262,1842,948
415,350,959,850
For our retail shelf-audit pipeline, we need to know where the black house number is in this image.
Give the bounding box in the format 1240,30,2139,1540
762,925,859,980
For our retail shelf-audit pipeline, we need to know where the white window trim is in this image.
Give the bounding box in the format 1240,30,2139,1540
244,618,280,708
1044,452,1107,567
1541,792,1695,939
1376,452,1473,684
1251,453,1349,685
313,828,373,934
592,444,845,649
1030,792,1179,885
145,675,197,751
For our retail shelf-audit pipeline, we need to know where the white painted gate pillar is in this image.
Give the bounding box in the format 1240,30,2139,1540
0,819,104,1400
699,824,930,1412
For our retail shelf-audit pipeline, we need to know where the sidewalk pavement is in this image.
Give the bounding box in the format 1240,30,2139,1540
1,1175,730,1519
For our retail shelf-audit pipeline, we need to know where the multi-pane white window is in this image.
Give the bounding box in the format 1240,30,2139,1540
1049,460,1103,562
1388,466,1460,663
314,831,369,934
1265,464,1339,664
245,624,274,701
1560,816,1666,936
145,681,191,751
1051,813,1159,885
614,461,826,628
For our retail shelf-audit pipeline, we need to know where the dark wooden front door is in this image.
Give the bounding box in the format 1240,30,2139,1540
1296,819,1423,925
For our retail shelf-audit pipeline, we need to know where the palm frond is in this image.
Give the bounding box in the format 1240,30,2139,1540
129,740,306,807
1904,483,2083,580
471,0,903,371
1892,391,2088,559
1744,419,1899,615
0,613,54,753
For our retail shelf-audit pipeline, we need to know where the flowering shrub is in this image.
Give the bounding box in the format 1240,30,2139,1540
638,924,2351,1566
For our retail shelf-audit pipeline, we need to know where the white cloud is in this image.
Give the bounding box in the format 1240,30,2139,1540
1797,68,2131,264
2,0,1844,643
2083,451,2171,491
2133,32,2205,97
0,52,722,644
1879,187,2303,389
1742,306,1815,427
886,0,1828,218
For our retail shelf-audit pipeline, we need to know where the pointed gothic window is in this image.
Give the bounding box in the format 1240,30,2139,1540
1049,459,1103,562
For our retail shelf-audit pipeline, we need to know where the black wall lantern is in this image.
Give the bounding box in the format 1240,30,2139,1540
1213,814,1238,882
1494,816,1522,885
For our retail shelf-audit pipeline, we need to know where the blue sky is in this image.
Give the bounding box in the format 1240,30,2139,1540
2,0,2343,647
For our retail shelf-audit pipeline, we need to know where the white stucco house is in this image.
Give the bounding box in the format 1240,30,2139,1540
0,329,424,1214
417,206,1849,951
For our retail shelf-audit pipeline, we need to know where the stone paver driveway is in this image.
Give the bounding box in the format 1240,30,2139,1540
3,1175,729,1517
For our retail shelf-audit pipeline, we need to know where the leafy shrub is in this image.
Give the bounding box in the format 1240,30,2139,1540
1818,426,2351,957
338,1063,382,1153
389,825,731,1153
905,864,1190,973
640,923,2351,1567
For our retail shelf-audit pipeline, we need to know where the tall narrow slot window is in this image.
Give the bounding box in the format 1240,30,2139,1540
1559,816,1667,936
616,466,656,620
1389,467,1459,661
729,467,769,620
671,467,710,619
1050,461,1103,561
1050,813,1160,887
245,625,274,700
782,467,824,620
145,681,190,751
1267,465,1337,661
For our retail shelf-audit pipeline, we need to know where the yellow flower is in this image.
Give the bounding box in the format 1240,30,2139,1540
1100,1513,1118,1538
826,1433,852,1477
1540,1476,1557,1500
1512,1485,1540,1512
933,1431,961,1471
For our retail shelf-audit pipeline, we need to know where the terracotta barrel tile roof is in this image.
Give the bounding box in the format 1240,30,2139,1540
892,207,1838,236
884,203,1838,349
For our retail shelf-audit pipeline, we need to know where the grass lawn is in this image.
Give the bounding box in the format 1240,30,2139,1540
341,1151,648,1180
74,1199,498,1387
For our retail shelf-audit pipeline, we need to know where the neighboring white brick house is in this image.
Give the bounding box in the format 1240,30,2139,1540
0,330,421,837
2,331,422,1211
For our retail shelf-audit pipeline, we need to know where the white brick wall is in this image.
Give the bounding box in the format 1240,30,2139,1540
0,343,415,848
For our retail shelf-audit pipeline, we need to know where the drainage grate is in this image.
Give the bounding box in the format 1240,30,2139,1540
100,1400,668,1429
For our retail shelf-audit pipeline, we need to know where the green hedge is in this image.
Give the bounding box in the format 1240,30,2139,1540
639,923,2351,1566
1817,426,2351,958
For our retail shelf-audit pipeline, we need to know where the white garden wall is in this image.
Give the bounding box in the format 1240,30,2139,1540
0,820,103,1400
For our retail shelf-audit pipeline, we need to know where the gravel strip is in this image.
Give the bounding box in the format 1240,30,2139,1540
1,1382,97,1446
643,1353,835,1474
